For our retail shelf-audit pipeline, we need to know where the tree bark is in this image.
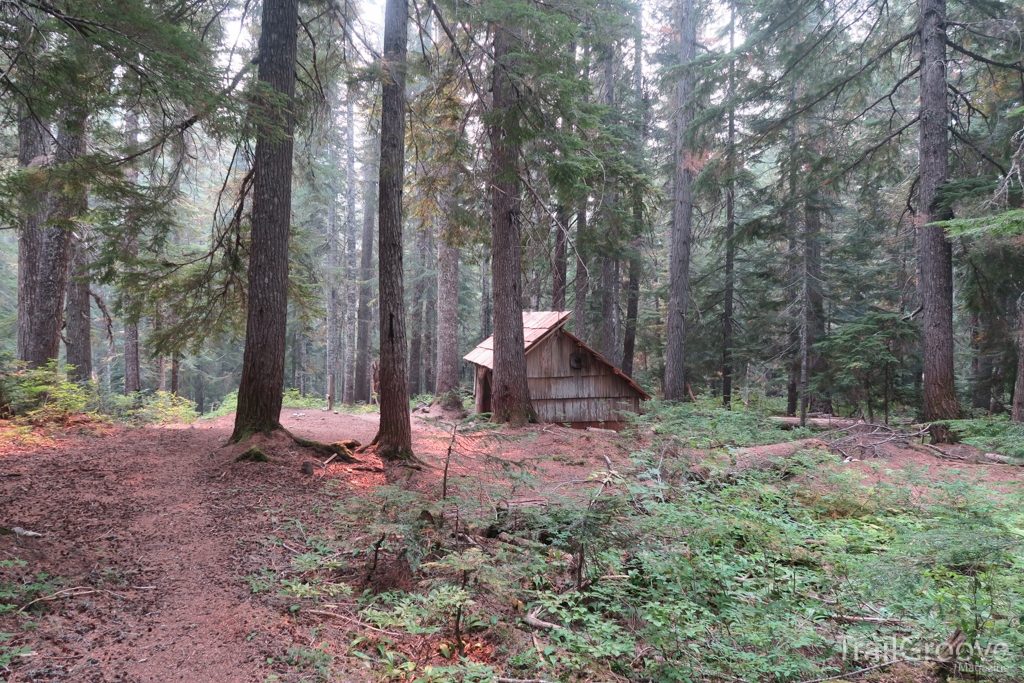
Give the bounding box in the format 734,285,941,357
664,0,695,401
435,232,460,407
408,227,425,397
123,112,141,394
171,353,180,395
480,248,492,339
622,252,640,377
343,91,358,403
355,130,378,403
16,108,57,369
573,209,588,341
58,110,91,384
489,24,534,425
552,204,568,310
375,0,413,458
326,117,341,405
231,0,299,441
423,223,436,393
722,9,735,409
65,224,92,383
918,0,960,421
1013,296,1024,422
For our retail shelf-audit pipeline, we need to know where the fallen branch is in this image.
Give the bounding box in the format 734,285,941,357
18,587,95,612
304,608,405,636
829,614,908,626
523,609,565,631
793,659,905,683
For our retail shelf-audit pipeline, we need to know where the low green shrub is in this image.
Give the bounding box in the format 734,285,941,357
939,417,1024,460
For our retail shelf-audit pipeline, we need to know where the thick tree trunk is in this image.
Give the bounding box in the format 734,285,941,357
573,209,588,341
355,132,378,403
664,0,695,401
231,0,299,441
622,252,640,377
489,24,534,425
57,111,91,383
343,92,358,403
65,228,92,383
722,11,735,409
435,233,460,407
918,0,960,421
171,353,180,395
1013,297,1024,422
480,248,492,339
123,112,141,394
375,0,413,458
408,227,425,397
326,125,341,405
600,257,618,363
423,223,436,393
16,109,57,369
552,205,568,310
805,195,829,413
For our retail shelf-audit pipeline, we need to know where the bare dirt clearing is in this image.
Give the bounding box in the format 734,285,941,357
1,412,1019,682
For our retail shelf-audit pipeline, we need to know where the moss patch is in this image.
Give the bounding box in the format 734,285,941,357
235,447,269,463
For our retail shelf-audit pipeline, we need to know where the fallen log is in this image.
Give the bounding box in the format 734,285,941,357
770,416,862,430
687,439,830,482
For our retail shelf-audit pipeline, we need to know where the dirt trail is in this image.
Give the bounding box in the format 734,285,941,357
0,412,384,683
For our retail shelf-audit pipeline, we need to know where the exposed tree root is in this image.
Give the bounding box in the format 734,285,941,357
282,429,359,463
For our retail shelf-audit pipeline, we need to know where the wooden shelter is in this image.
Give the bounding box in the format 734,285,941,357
464,311,650,428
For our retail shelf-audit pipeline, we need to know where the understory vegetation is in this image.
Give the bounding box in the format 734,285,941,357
241,407,1024,683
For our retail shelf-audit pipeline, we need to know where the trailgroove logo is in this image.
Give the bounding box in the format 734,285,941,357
838,635,1011,673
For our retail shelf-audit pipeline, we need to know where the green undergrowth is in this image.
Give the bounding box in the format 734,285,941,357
0,358,197,426
938,417,1024,461
249,418,1024,683
0,558,64,670
634,399,812,449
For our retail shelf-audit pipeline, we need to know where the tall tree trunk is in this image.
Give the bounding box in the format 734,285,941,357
16,108,57,368
435,230,460,407
65,227,92,383
623,10,644,380
489,24,534,425
573,210,588,341
805,194,828,413
375,0,413,458
622,250,640,377
423,223,436,393
355,131,378,403
600,257,617,362
552,204,568,310
480,247,492,339
722,8,735,409
59,110,92,384
918,0,960,421
343,91,358,403
664,0,696,401
598,46,618,365
194,361,205,415
171,353,180,395
408,227,425,396
1013,296,1024,422
231,0,299,441
326,119,341,406
123,112,141,394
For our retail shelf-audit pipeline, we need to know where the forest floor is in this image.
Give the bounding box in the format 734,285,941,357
1,409,1022,682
